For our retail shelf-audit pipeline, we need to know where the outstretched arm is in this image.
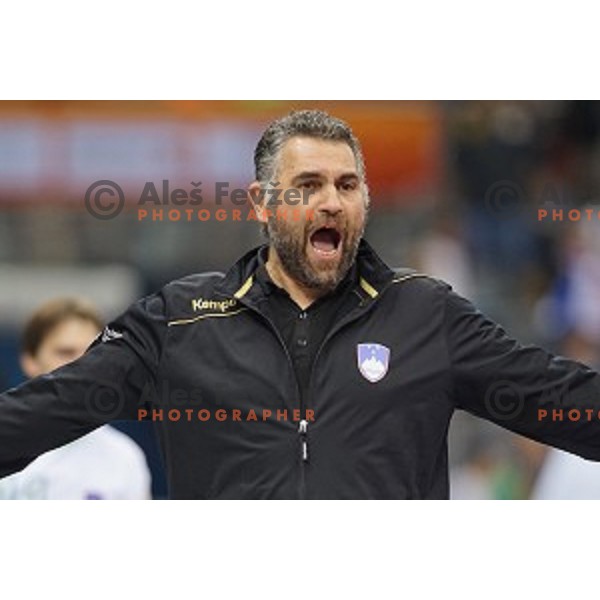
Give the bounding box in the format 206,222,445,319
445,286,600,460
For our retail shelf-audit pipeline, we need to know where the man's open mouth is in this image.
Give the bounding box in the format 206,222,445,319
309,227,342,256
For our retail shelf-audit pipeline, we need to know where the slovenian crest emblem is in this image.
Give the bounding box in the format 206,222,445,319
357,343,390,383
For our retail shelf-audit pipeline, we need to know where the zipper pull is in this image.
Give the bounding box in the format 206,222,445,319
298,419,309,462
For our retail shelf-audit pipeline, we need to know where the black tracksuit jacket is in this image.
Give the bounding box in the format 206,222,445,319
2,239,600,499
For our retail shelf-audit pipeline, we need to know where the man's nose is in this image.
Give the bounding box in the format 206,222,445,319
316,183,343,216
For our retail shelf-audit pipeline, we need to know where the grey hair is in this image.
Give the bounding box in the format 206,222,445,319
254,109,368,189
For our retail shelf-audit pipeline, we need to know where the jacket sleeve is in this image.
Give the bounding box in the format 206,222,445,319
444,284,600,460
0,291,168,479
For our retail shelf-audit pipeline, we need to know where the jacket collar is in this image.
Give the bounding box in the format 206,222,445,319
214,238,395,304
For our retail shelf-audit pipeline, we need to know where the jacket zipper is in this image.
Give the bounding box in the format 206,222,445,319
216,295,308,497
254,310,309,498
299,419,309,461
298,418,309,497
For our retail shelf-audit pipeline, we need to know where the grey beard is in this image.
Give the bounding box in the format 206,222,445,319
267,219,363,294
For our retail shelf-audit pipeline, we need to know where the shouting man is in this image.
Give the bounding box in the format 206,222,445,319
1,109,600,499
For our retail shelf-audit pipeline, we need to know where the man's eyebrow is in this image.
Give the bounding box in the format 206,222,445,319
291,171,360,184
291,171,324,184
336,172,360,181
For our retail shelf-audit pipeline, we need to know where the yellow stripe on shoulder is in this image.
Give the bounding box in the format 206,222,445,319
233,276,254,299
167,307,249,327
359,277,379,298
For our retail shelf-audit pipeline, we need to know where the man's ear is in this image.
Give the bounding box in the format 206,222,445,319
247,181,269,224
20,353,41,379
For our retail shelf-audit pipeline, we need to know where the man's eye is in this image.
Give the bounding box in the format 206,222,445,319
339,181,358,191
299,180,319,190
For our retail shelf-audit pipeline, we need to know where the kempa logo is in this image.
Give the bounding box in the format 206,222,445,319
191,297,238,312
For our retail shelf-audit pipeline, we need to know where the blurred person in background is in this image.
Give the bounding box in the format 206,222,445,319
412,208,475,299
0,298,151,499
449,102,541,279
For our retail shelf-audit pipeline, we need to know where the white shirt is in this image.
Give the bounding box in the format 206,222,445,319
532,448,600,500
0,426,151,500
